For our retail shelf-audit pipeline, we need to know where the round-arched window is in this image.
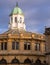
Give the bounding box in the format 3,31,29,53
0,58,7,64
11,57,20,64
24,58,31,63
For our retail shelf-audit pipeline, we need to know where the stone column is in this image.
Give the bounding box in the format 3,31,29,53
41,42,45,53
31,40,35,52
7,39,12,52
19,40,24,52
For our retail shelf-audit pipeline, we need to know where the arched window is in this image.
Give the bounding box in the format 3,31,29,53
24,58,31,63
11,57,20,64
0,58,7,64
43,60,49,65
15,17,17,23
12,41,19,50
24,42,31,50
35,58,41,64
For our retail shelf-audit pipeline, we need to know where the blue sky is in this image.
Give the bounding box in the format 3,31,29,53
0,0,50,34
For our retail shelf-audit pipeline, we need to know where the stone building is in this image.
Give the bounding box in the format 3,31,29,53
0,4,48,65
44,27,50,65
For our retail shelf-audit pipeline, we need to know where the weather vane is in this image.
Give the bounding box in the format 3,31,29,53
16,2,18,7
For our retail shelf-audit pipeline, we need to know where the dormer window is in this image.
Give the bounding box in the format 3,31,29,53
15,17,17,23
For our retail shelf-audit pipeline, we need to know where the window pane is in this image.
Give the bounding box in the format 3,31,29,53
28,45,30,50
35,43,37,51
4,42,7,50
16,42,19,50
1,42,3,50
37,43,40,51
35,43,40,51
24,42,30,50
27,42,30,50
12,42,15,50
15,17,17,23
24,43,27,50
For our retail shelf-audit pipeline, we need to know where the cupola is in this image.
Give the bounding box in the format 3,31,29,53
9,3,26,31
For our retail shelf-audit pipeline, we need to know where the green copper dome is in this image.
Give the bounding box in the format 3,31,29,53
10,5,23,16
